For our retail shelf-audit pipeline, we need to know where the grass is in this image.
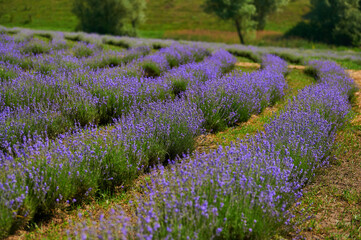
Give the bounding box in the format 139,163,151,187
0,0,309,34
266,0,311,32
0,0,76,31
235,56,256,63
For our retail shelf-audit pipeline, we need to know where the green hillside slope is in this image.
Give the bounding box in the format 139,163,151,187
0,0,311,44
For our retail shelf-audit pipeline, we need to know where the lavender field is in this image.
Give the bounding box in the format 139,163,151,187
0,28,359,239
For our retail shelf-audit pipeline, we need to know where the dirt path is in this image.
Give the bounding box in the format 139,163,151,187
348,70,361,87
235,62,306,70
348,70,361,125
291,70,361,239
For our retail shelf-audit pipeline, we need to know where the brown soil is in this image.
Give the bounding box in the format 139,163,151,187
163,29,283,44
164,29,240,44
255,30,283,39
236,62,306,70
348,70,361,88
289,64,306,70
235,62,260,68
348,70,361,125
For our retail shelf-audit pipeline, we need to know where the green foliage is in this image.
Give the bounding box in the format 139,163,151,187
72,0,146,36
304,66,319,79
0,68,17,82
203,0,256,44
21,40,50,55
141,61,162,77
253,0,289,30
271,51,305,64
333,2,361,46
202,0,290,43
103,37,131,49
125,0,146,36
72,0,128,35
227,48,262,62
287,0,361,46
171,78,188,96
72,43,94,58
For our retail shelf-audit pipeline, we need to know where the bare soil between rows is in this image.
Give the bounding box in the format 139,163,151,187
235,62,306,70
292,70,361,239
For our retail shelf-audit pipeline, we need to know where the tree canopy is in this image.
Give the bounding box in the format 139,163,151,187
287,0,361,46
126,0,147,36
253,0,289,30
203,0,289,44
203,0,256,44
72,0,146,36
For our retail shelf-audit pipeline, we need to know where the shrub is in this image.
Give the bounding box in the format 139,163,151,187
72,0,128,35
287,0,361,46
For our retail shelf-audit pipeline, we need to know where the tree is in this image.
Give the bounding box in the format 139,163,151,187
125,0,147,36
203,0,256,44
253,0,289,30
287,0,361,46
72,0,128,35
333,2,361,46
72,0,147,36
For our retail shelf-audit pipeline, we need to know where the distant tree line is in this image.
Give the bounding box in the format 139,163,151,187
72,0,287,42
203,0,361,46
72,0,360,47
72,0,146,36
287,0,361,46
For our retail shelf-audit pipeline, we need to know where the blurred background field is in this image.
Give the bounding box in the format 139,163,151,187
0,0,353,49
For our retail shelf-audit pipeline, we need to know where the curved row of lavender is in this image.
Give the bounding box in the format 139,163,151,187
67,60,357,239
0,41,288,237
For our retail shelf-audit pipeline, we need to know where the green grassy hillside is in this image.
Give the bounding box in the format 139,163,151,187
0,0,311,45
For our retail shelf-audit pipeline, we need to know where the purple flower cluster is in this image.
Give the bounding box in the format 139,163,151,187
68,60,356,239
261,54,288,74
130,44,210,77
162,49,237,96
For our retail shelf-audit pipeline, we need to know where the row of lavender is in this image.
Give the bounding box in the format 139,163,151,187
0,33,217,151
0,49,288,237
68,60,357,239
